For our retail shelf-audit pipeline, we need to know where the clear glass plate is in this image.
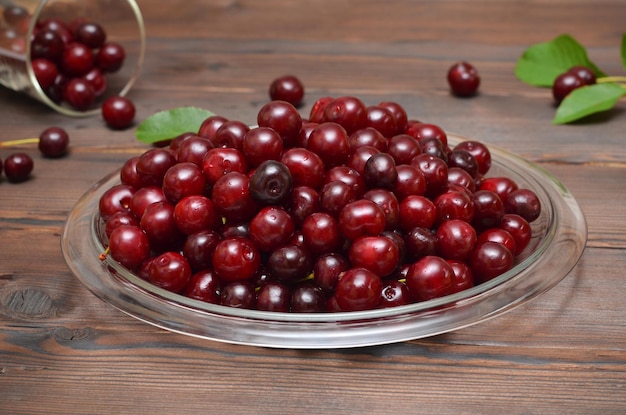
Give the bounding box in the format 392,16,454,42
61,133,587,349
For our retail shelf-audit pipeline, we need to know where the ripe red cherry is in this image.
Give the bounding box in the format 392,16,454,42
102,96,136,129
257,100,302,147
447,61,480,97
108,225,150,271
211,171,258,222
212,237,261,282
3,153,34,182
256,282,291,312
96,42,126,72
323,96,368,134
183,269,222,304
406,255,455,302
307,122,351,167
280,147,326,189
38,126,69,157
267,244,312,283
63,78,95,110
242,127,283,167
83,67,107,97
269,75,305,107
436,219,477,261
249,206,295,252
552,72,585,104
31,58,58,90
348,236,400,277
148,251,192,293
335,267,383,311
61,42,94,77
470,241,513,284
73,22,106,48
339,199,386,241
173,195,218,236
567,66,596,86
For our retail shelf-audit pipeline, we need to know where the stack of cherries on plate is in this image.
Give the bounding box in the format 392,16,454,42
98,93,541,313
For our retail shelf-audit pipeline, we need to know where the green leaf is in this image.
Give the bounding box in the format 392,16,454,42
135,107,215,144
621,33,626,71
515,34,606,87
552,82,625,124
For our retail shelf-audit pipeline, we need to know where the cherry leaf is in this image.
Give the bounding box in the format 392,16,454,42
552,83,625,124
135,107,214,144
515,34,606,87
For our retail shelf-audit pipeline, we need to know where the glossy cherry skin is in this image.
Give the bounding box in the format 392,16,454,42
338,199,386,241
182,229,221,271
174,195,219,236
301,212,343,255
73,22,106,48
499,214,532,255
348,236,400,277
148,251,192,293
436,219,477,261
31,58,58,90
61,42,94,77
567,66,596,85
348,127,387,152
242,127,283,167
291,284,326,313
266,244,312,283
313,252,350,292
446,260,475,293
212,120,249,150
162,162,206,204
201,147,248,185
249,206,295,252
406,255,455,302
102,96,136,129
108,225,150,271
183,269,222,304
248,160,293,206
269,75,305,107
221,281,257,309
447,61,480,97
379,280,411,308
454,140,491,175
307,122,351,167
176,135,214,166
394,164,427,200
212,237,261,282
365,105,397,138
552,72,584,104
288,186,320,225
378,101,408,134
504,188,541,223
3,153,34,183
323,96,368,135
257,100,302,147
256,282,291,312
387,134,422,165
63,78,95,110
211,172,258,222
280,147,326,190
197,115,228,142
96,42,126,72
469,241,514,284
38,126,69,157
136,148,177,187
335,267,383,311
140,201,184,250
398,195,436,232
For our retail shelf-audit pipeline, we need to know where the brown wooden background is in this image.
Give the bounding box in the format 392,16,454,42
1,1,625,413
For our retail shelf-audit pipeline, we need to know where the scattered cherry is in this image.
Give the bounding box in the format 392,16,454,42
3,153,34,182
552,72,585,104
38,126,70,157
102,95,136,129
269,75,305,107
447,61,480,97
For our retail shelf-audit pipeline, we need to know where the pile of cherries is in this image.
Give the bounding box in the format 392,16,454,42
2,5,127,112
99,92,541,313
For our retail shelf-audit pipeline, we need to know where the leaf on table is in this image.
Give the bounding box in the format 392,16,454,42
552,82,625,124
515,34,606,87
135,107,215,144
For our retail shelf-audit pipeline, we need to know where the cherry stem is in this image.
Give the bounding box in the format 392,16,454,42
0,138,39,147
597,76,626,85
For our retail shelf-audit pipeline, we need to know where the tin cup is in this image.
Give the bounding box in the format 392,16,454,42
0,0,145,116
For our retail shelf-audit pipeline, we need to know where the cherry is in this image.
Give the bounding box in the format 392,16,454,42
348,127,387,152
404,227,438,262
38,126,69,157
323,96,368,135
447,61,480,97
436,219,477,261
183,269,221,304
128,185,166,219
197,115,229,142
212,237,261,282
339,199,386,241
377,101,408,135
454,140,491,175
96,42,126,72
348,236,400,277
291,284,326,312
301,212,342,255
313,252,350,292
503,188,541,223
201,147,248,185
99,184,134,220
83,67,107,97
174,195,218,236
335,267,382,311
212,120,250,150
242,127,283,167
308,96,334,123
183,229,221,271
73,22,106,49
249,206,295,252
176,135,214,166
3,153,34,183
567,66,596,86
365,105,397,138
499,213,532,255
136,148,177,186
265,244,312,284
394,164,426,200
470,241,513,284
288,186,320,225
552,72,585,104
256,282,291,312
363,152,397,189
269,75,305,107
102,96,136,129
162,162,206,204
447,260,474,293
398,195,436,232
280,147,326,189
30,29,64,61
61,42,94,77
63,78,95,110
324,166,366,197
140,201,184,250
120,157,143,189
221,281,257,309
107,225,150,271
477,228,517,256
406,255,455,302
319,180,357,217
363,188,400,231
406,122,448,148
248,160,293,205
478,176,518,202
387,134,422,165
307,122,351,167
31,58,58,90
148,251,192,293
257,100,302,147
346,145,380,176
211,172,258,222
379,280,411,308
472,189,505,230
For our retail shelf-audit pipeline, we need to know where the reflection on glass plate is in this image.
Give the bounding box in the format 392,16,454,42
61,134,587,349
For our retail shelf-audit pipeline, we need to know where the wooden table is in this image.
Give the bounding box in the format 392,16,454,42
1,1,625,413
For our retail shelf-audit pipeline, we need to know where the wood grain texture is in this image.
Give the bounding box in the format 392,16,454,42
1,1,625,414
